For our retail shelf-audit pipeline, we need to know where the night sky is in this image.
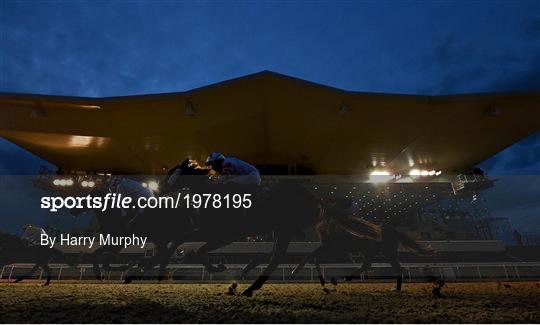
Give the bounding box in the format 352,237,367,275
0,1,539,234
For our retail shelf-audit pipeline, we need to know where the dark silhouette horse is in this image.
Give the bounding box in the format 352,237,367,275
289,198,434,291
71,184,194,283
167,158,322,296
0,231,67,285
70,187,134,280
123,199,194,283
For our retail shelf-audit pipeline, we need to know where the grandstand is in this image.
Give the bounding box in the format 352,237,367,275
0,71,539,284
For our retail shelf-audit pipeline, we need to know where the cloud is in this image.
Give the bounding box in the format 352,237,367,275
480,131,540,175
482,175,540,234
521,16,540,40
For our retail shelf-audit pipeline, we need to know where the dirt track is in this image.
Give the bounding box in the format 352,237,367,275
1,281,539,323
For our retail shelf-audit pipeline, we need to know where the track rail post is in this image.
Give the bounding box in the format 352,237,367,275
57,266,63,280
8,265,15,281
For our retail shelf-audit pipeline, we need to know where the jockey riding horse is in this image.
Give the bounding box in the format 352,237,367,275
164,157,322,296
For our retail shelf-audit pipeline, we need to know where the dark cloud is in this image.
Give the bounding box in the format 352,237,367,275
433,36,477,67
482,175,540,234
522,17,540,40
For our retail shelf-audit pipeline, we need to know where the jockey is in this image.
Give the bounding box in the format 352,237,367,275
206,152,261,186
21,224,47,245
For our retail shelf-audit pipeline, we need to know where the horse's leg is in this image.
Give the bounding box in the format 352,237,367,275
92,264,103,280
42,263,52,286
241,233,291,297
290,245,325,279
240,255,263,279
314,256,326,289
345,254,372,281
382,236,403,292
194,239,233,273
13,264,40,283
157,240,180,282
389,259,403,292
90,245,117,280
122,262,136,284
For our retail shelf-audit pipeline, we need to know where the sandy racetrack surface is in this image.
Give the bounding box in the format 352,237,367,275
1,282,539,323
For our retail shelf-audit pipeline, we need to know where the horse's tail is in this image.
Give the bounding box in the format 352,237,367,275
383,225,435,255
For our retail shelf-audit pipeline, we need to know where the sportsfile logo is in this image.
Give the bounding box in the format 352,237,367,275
40,193,253,212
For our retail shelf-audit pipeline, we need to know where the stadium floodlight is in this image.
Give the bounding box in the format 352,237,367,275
53,179,61,186
81,180,88,187
428,170,436,176
59,179,67,186
369,170,394,183
148,181,159,191
141,182,148,188
371,170,390,176
435,170,442,176
409,169,421,176
87,181,95,188
66,179,74,186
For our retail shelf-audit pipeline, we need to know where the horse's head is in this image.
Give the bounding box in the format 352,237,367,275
176,158,210,176
162,158,210,192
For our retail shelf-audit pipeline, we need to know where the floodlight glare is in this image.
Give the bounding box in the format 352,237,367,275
148,181,159,191
369,170,393,183
409,169,421,176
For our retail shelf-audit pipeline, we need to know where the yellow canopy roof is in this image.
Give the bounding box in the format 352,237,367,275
1,71,539,175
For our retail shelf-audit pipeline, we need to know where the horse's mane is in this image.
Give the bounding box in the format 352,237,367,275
338,216,382,241
316,207,382,242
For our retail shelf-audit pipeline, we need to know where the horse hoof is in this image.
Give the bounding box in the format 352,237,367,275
344,276,353,282
122,277,133,284
13,279,22,283
323,288,330,294
42,282,50,287
241,290,253,297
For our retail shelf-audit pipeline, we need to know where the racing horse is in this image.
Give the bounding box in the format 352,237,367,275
0,231,68,285
70,186,135,281
289,198,434,292
71,185,194,284
166,158,322,296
